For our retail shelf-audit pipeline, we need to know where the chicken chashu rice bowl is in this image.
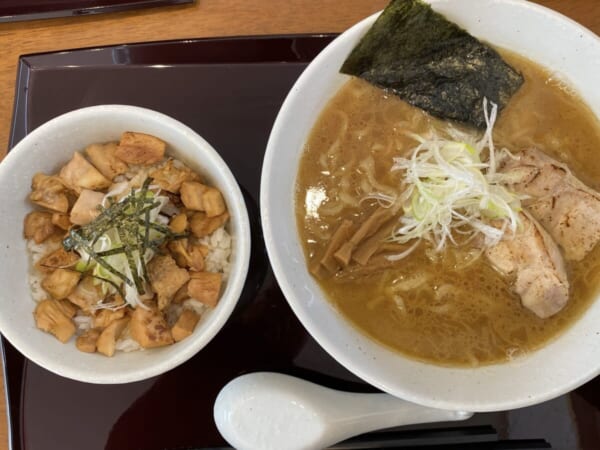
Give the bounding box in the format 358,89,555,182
296,0,600,366
24,131,232,357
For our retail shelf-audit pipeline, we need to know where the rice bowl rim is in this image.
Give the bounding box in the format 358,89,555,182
0,104,251,384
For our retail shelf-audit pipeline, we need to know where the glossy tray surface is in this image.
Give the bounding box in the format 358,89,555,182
3,35,600,450
0,0,193,23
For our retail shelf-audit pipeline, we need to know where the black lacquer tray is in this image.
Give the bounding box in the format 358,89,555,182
2,36,599,450
0,0,193,23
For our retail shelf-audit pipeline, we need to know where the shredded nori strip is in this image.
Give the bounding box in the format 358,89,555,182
63,177,187,295
340,0,524,129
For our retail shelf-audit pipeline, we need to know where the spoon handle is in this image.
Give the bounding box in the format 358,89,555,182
319,390,472,445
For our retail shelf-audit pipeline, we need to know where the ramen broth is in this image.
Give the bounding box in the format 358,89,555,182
295,50,600,366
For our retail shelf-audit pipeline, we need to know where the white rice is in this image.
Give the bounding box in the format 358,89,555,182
27,239,61,303
73,313,93,332
29,272,45,303
115,327,142,353
27,238,61,264
198,226,232,278
183,298,208,316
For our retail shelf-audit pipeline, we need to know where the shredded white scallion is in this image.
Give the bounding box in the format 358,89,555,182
389,99,525,253
73,185,170,309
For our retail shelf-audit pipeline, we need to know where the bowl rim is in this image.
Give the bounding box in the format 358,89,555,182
0,104,251,384
261,0,600,411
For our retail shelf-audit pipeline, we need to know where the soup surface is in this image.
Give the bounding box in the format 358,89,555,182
295,50,600,366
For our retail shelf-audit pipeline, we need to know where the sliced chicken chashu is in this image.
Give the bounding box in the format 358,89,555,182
501,148,600,261
485,212,569,319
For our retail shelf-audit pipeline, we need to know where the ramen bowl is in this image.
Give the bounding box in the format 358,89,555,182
0,105,251,384
261,0,600,412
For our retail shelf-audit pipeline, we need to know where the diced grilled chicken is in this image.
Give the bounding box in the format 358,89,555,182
37,248,80,273
188,245,208,271
189,211,229,238
171,309,200,342
34,299,76,343
168,239,190,268
172,282,190,304
59,152,111,193
201,188,226,217
485,212,569,318
149,159,201,193
76,328,101,353
85,142,129,180
24,211,56,244
169,213,188,234
115,131,166,165
500,148,600,261
180,181,208,211
41,268,80,300
68,276,104,312
97,317,130,357
148,255,190,310
69,189,104,225
168,239,206,272
51,213,72,230
57,299,78,318
92,307,127,328
129,307,174,348
29,173,69,213
180,181,226,217
187,272,222,307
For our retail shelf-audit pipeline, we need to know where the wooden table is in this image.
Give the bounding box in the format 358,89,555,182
0,0,598,448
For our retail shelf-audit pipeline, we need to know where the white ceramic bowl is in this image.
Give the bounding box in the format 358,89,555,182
0,105,250,384
261,0,600,412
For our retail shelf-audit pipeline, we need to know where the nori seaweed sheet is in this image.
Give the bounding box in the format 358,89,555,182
340,0,524,130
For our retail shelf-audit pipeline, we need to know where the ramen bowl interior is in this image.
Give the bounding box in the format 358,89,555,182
0,105,250,384
261,0,600,412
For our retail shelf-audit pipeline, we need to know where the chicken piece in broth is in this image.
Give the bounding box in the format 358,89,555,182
500,148,600,261
485,212,569,318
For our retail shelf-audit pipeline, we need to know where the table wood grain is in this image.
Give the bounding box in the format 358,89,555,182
0,1,598,448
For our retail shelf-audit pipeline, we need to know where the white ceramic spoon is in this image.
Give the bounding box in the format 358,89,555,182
213,372,473,450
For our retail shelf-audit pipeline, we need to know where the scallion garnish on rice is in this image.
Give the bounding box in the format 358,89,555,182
63,177,187,307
